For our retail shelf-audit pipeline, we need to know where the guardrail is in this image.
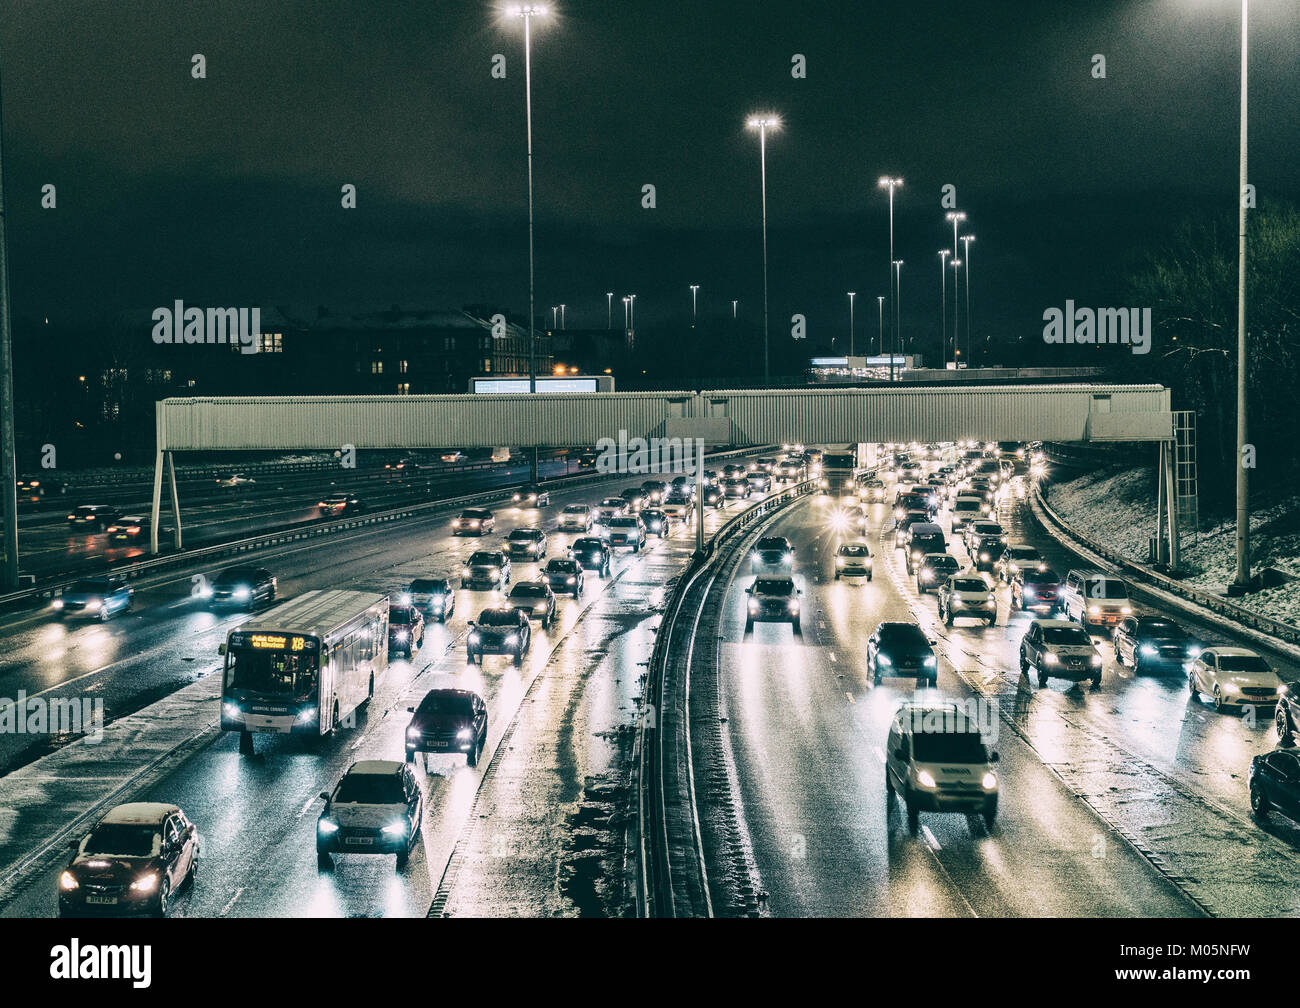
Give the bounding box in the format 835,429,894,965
636,476,816,917
1,446,767,614
1032,481,1300,647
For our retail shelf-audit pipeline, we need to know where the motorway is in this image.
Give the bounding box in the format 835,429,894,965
0,460,751,918
695,460,1300,918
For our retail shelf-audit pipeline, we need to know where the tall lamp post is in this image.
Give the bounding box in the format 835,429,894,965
606,292,613,329
879,177,903,379
559,303,566,330
747,114,781,383
960,234,975,365
0,64,16,589
623,296,630,332
877,295,884,357
732,299,738,319
1233,0,1251,591
938,250,950,368
950,257,962,368
892,260,904,362
628,293,636,335
690,284,699,327
847,291,856,357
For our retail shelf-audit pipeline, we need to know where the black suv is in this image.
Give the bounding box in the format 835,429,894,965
543,558,584,597
1112,616,1200,674
462,551,510,590
571,537,612,577
868,622,938,687
467,608,531,665
744,576,802,635
206,566,277,609
405,689,488,768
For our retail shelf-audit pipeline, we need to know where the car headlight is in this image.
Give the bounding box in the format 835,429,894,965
407,727,421,740
1121,606,1132,614
381,821,407,836
1088,605,1101,615
298,707,317,723
457,728,473,740
431,598,444,609
469,520,480,527
836,557,845,567
748,600,759,613
60,871,79,891
922,570,933,581
877,654,892,666
1222,682,1241,694
52,599,64,609
916,770,937,789
788,601,799,613
979,552,989,562
1090,654,1103,666
86,599,102,611
1139,644,1157,656
923,656,937,667
982,772,997,790
395,631,408,641
566,576,576,584
468,631,480,644
505,633,519,645
452,520,461,527
130,873,158,893
1044,652,1059,664
490,571,500,581
398,593,411,605
233,587,251,600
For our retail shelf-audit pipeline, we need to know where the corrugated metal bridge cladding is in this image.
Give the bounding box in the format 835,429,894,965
156,384,1173,450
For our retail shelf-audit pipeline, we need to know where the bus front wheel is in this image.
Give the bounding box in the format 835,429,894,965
238,731,254,756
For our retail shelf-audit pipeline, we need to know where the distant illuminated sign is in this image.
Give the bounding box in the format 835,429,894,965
473,377,599,394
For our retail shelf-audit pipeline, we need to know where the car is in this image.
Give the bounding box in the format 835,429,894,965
963,520,1005,557
59,803,199,917
916,553,961,593
723,463,747,478
886,704,999,834
894,510,932,549
1188,647,1283,713
204,566,276,609
462,550,511,590
66,504,122,529
1011,567,1063,613
544,558,585,596
1060,570,1133,630
640,480,668,505
405,689,489,768
441,450,467,463
318,493,363,516
700,483,724,509
744,576,802,634
596,497,630,520
317,760,423,870
894,490,934,521
506,527,548,560
661,498,694,526
1112,616,1201,674
452,508,495,536
216,473,256,488
832,503,870,536
857,475,886,502
1019,619,1103,688
571,537,612,577
834,541,873,580
51,574,133,621
507,581,558,628
1250,748,1300,823
938,573,998,627
722,476,751,499
384,457,422,474
950,496,987,534
903,522,947,574
604,515,647,552
576,450,599,468
670,475,696,499
774,460,805,483
620,488,648,512
868,622,938,687
511,483,551,508
404,577,455,621
641,507,673,537
994,544,1044,583
970,534,1007,573
559,503,597,532
746,471,773,493
1276,681,1300,740
387,604,425,658
105,516,151,543
17,475,66,502
467,607,531,665
754,458,777,474
752,536,794,574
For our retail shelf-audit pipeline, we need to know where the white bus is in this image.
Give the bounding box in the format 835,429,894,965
219,590,389,755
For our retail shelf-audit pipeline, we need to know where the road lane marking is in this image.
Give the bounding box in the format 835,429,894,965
845,692,855,704
921,825,941,851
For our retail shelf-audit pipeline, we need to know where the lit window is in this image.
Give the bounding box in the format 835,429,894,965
396,383,410,395
399,360,409,374
371,361,383,375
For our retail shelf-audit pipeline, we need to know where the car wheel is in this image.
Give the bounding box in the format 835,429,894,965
1277,707,1292,741
1251,780,1270,819
1037,670,1048,688
943,609,953,628
987,615,996,627
885,771,894,796
744,618,753,634
867,572,873,581
982,803,997,831
467,738,479,768
513,650,524,667
1133,656,1144,676
905,796,919,835
405,749,415,763
834,572,841,580
1214,686,1229,713
396,849,409,871
155,877,171,917
1188,671,1198,697
466,650,477,665
792,618,802,636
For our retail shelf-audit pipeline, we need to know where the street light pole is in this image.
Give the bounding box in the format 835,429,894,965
939,250,949,368
847,292,856,357
690,284,699,327
747,115,781,384
893,260,904,362
622,296,630,331
551,306,558,328
628,294,636,335
0,65,18,590
878,177,903,379
606,291,613,329
732,299,738,319
960,234,975,365
877,295,884,357
950,258,962,367
1232,0,1253,590
559,303,565,330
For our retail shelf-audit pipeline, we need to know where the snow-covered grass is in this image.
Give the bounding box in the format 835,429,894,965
1045,464,1300,629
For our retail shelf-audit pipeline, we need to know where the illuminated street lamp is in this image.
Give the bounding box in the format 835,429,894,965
876,295,884,357
950,257,962,366
747,114,782,383
690,284,699,327
606,292,613,329
939,250,950,367
878,176,903,379
847,292,856,357
960,234,975,364
892,260,904,361
945,211,966,365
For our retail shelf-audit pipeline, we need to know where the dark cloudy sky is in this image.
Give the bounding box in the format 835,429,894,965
3,0,1298,345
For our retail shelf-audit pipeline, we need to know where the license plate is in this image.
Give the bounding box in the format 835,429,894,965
345,837,374,846
86,895,118,905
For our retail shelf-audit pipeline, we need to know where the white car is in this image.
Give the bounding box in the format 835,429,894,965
1060,570,1133,630
1188,647,1284,712
559,504,596,532
834,541,872,580
216,473,255,488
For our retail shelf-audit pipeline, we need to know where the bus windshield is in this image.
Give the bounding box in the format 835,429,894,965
226,647,317,698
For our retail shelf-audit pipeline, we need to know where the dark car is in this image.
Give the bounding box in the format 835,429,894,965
894,510,932,549
506,527,548,560
405,689,488,767
66,504,122,529
1019,619,1103,688
544,558,585,596
59,803,199,917
1250,748,1300,824
903,523,947,574
467,607,531,665
1276,681,1300,741
205,566,277,609
105,516,152,543
744,576,802,635
511,483,551,508
620,488,648,513
752,536,794,574
1112,616,1200,674
404,577,455,621
462,550,511,590
640,480,668,505
318,493,364,516
971,534,1007,572
893,491,933,521
387,605,426,658
507,581,558,628
18,475,66,502
641,507,673,537
1011,567,1062,614
54,576,133,621
452,508,495,536
316,760,423,870
868,622,938,687
572,537,612,577
994,544,1044,583
916,553,960,593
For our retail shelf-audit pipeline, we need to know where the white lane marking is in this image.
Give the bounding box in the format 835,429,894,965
220,887,244,916
296,793,319,820
828,652,838,663
872,746,885,764
845,692,855,705
921,825,941,851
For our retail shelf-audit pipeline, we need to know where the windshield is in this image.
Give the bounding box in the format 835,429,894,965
563,505,589,513
389,607,417,625
410,579,446,594
510,585,547,597
1219,655,1271,674
930,558,959,570
468,552,500,565
839,545,870,557
215,568,259,586
418,693,474,717
1044,627,1093,646
1138,620,1181,637
478,610,519,627
84,824,158,858
1024,571,1060,585
547,561,578,573
954,500,981,511
227,647,317,698
462,510,491,519
823,454,856,468
880,625,928,647
69,579,114,594
753,579,794,596
607,517,638,527
334,774,404,805
1086,578,1129,599
954,579,989,592
912,732,987,763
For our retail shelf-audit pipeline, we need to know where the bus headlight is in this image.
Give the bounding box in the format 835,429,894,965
298,707,318,723
222,702,242,719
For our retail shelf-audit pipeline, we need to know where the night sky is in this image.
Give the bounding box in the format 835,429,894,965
3,0,1298,347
